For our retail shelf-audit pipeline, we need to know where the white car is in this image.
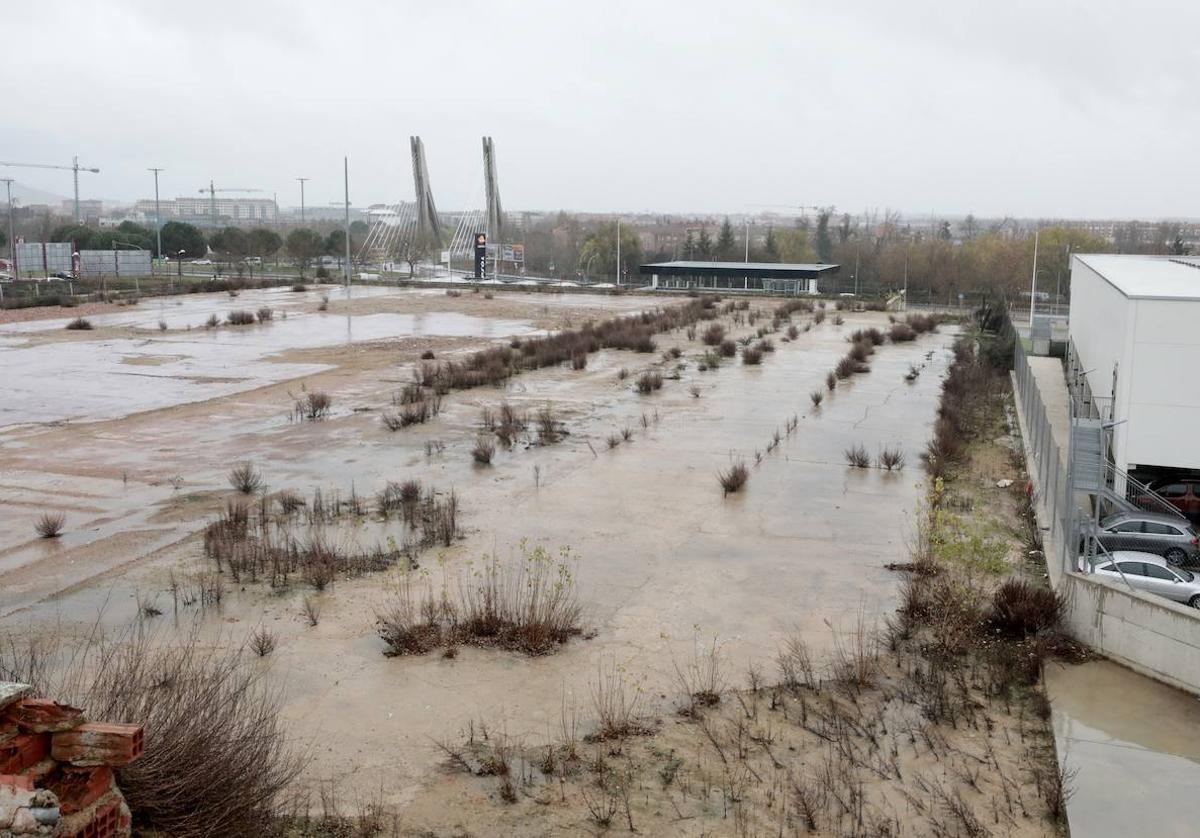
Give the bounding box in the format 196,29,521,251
1086,550,1200,609
191,259,213,265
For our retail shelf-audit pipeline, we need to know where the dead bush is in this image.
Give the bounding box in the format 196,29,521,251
256,307,274,323
249,626,276,657
742,346,763,365
227,310,256,325
35,512,66,538
889,323,916,342
635,370,664,394
877,447,905,471
718,338,737,358
988,579,1065,638
718,461,749,496
588,660,648,741
810,390,823,407
0,622,302,837
472,435,496,465
293,389,332,421
843,444,870,468
701,323,726,346
229,462,263,494
65,316,93,330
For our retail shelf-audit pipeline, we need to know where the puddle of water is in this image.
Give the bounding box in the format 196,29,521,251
1046,659,1200,837
0,309,536,427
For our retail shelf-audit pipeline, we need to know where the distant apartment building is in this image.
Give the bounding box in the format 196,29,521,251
133,197,279,227
63,199,104,222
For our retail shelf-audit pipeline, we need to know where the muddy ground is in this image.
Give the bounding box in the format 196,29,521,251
0,286,1020,832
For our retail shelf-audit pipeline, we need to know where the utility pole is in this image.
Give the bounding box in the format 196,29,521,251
343,157,351,289
2,178,17,282
297,177,309,224
615,218,621,285
744,219,750,262
853,243,860,295
148,168,164,265
902,249,908,311
1029,227,1040,329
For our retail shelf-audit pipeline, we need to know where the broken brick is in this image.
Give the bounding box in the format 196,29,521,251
0,772,34,790
0,733,48,774
5,697,86,733
51,723,143,767
44,765,114,815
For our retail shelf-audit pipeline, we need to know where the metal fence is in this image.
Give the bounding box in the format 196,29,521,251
1012,336,1074,574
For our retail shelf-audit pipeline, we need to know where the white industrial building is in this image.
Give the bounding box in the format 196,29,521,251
1069,254,1200,476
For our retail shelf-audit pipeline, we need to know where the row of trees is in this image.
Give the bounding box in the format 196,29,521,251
46,220,369,268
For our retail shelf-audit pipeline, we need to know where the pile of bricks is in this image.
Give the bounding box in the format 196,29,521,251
0,683,143,838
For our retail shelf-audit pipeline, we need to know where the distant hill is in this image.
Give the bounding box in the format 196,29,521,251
5,181,68,207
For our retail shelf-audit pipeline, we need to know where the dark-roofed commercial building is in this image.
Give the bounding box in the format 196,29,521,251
638,261,839,295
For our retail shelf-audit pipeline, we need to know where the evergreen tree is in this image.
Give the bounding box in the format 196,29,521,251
697,229,714,260
763,227,779,262
716,217,736,260
816,211,834,263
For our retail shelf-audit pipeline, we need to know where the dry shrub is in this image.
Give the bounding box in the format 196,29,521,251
588,660,647,741
256,307,274,323
843,444,870,468
742,346,763,365
674,636,725,716
877,447,905,471
825,371,837,391
229,462,263,494
635,370,664,394
810,390,823,407
376,542,582,657
834,357,856,379
65,316,93,330
301,595,322,627
889,323,916,342
786,324,800,339
701,323,726,346
718,339,737,358
249,626,276,657
906,312,940,333
35,511,65,538
293,390,331,421
988,579,1065,638
0,621,302,837
536,403,562,443
776,630,818,691
472,435,496,465
227,310,256,325
718,461,749,496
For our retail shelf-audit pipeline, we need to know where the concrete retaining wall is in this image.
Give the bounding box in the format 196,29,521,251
1011,369,1200,696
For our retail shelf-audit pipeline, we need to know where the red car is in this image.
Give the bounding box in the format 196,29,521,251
1138,480,1200,523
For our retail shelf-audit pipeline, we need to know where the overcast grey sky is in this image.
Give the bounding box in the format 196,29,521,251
4,0,1197,218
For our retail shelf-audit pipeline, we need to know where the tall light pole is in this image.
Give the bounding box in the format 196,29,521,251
615,217,621,285
744,218,751,262
148,168,164,264
2,178,17,282
1029,227,1040,329
342,158,351,289
297,177,309,224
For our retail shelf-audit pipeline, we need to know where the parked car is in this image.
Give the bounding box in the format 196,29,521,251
1080,511,1200,566
1085,551,1200,609
191,259,213,265
1137,479,1200,522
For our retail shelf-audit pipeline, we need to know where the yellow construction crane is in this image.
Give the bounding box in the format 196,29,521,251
199,181,263,225
0,156,100,222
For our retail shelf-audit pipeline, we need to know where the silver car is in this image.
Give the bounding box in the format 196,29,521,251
1081,511,1200,566
1087,551,1200,609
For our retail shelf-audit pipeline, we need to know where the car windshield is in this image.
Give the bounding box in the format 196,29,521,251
1180,569,1195,582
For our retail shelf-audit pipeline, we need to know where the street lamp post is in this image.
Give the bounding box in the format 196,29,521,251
297,177,309,225
615,218,621,286
1,178,16,283
148,168,164,273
